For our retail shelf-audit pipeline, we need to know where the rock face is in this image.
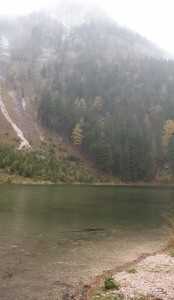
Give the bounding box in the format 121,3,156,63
0,96,31,149
0,33,44,150
112,253,174,300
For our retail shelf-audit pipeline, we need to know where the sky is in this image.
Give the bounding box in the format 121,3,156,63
1,0,174,54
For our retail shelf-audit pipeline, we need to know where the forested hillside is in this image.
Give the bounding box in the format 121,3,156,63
1,5,174,183
38,41,174,181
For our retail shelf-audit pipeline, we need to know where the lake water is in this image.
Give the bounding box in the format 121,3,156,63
0,185,174,299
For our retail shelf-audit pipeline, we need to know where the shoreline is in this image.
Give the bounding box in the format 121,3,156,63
86,250,162,300
1,173,174,187
86,245,174,300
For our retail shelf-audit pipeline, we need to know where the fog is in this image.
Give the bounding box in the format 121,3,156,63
1,0,174,54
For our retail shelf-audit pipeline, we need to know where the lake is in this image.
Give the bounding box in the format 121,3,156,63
0,185,174,299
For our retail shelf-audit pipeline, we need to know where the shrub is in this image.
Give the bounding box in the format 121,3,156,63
127,268,137,274
103,277,119,291
169,249,174,257
164,214,174,248
67,153,80,162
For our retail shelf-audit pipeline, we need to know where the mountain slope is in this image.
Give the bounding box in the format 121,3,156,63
0,8,174,183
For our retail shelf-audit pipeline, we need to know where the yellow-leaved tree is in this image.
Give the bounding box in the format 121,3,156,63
162,120,174,146
71,118,84,145
93,95,103,112
160,84,168,102
75,97,87,110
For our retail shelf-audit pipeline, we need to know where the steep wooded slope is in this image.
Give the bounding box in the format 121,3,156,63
0,8,174,182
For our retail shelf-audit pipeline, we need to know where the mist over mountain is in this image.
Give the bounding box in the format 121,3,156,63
0,3,174,183
47,0,109,27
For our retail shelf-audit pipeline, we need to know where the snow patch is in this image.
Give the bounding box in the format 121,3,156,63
0,35,9,49
40,135,44,141
0,96,31,150
37,47,55,62
0,35,9,57
22,97,26,110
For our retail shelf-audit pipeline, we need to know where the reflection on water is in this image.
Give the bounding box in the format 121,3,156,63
0,185,174,299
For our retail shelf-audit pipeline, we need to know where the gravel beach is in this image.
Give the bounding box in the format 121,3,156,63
105,252,174,300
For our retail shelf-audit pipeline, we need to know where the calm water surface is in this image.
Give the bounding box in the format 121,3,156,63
0,185,174,299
